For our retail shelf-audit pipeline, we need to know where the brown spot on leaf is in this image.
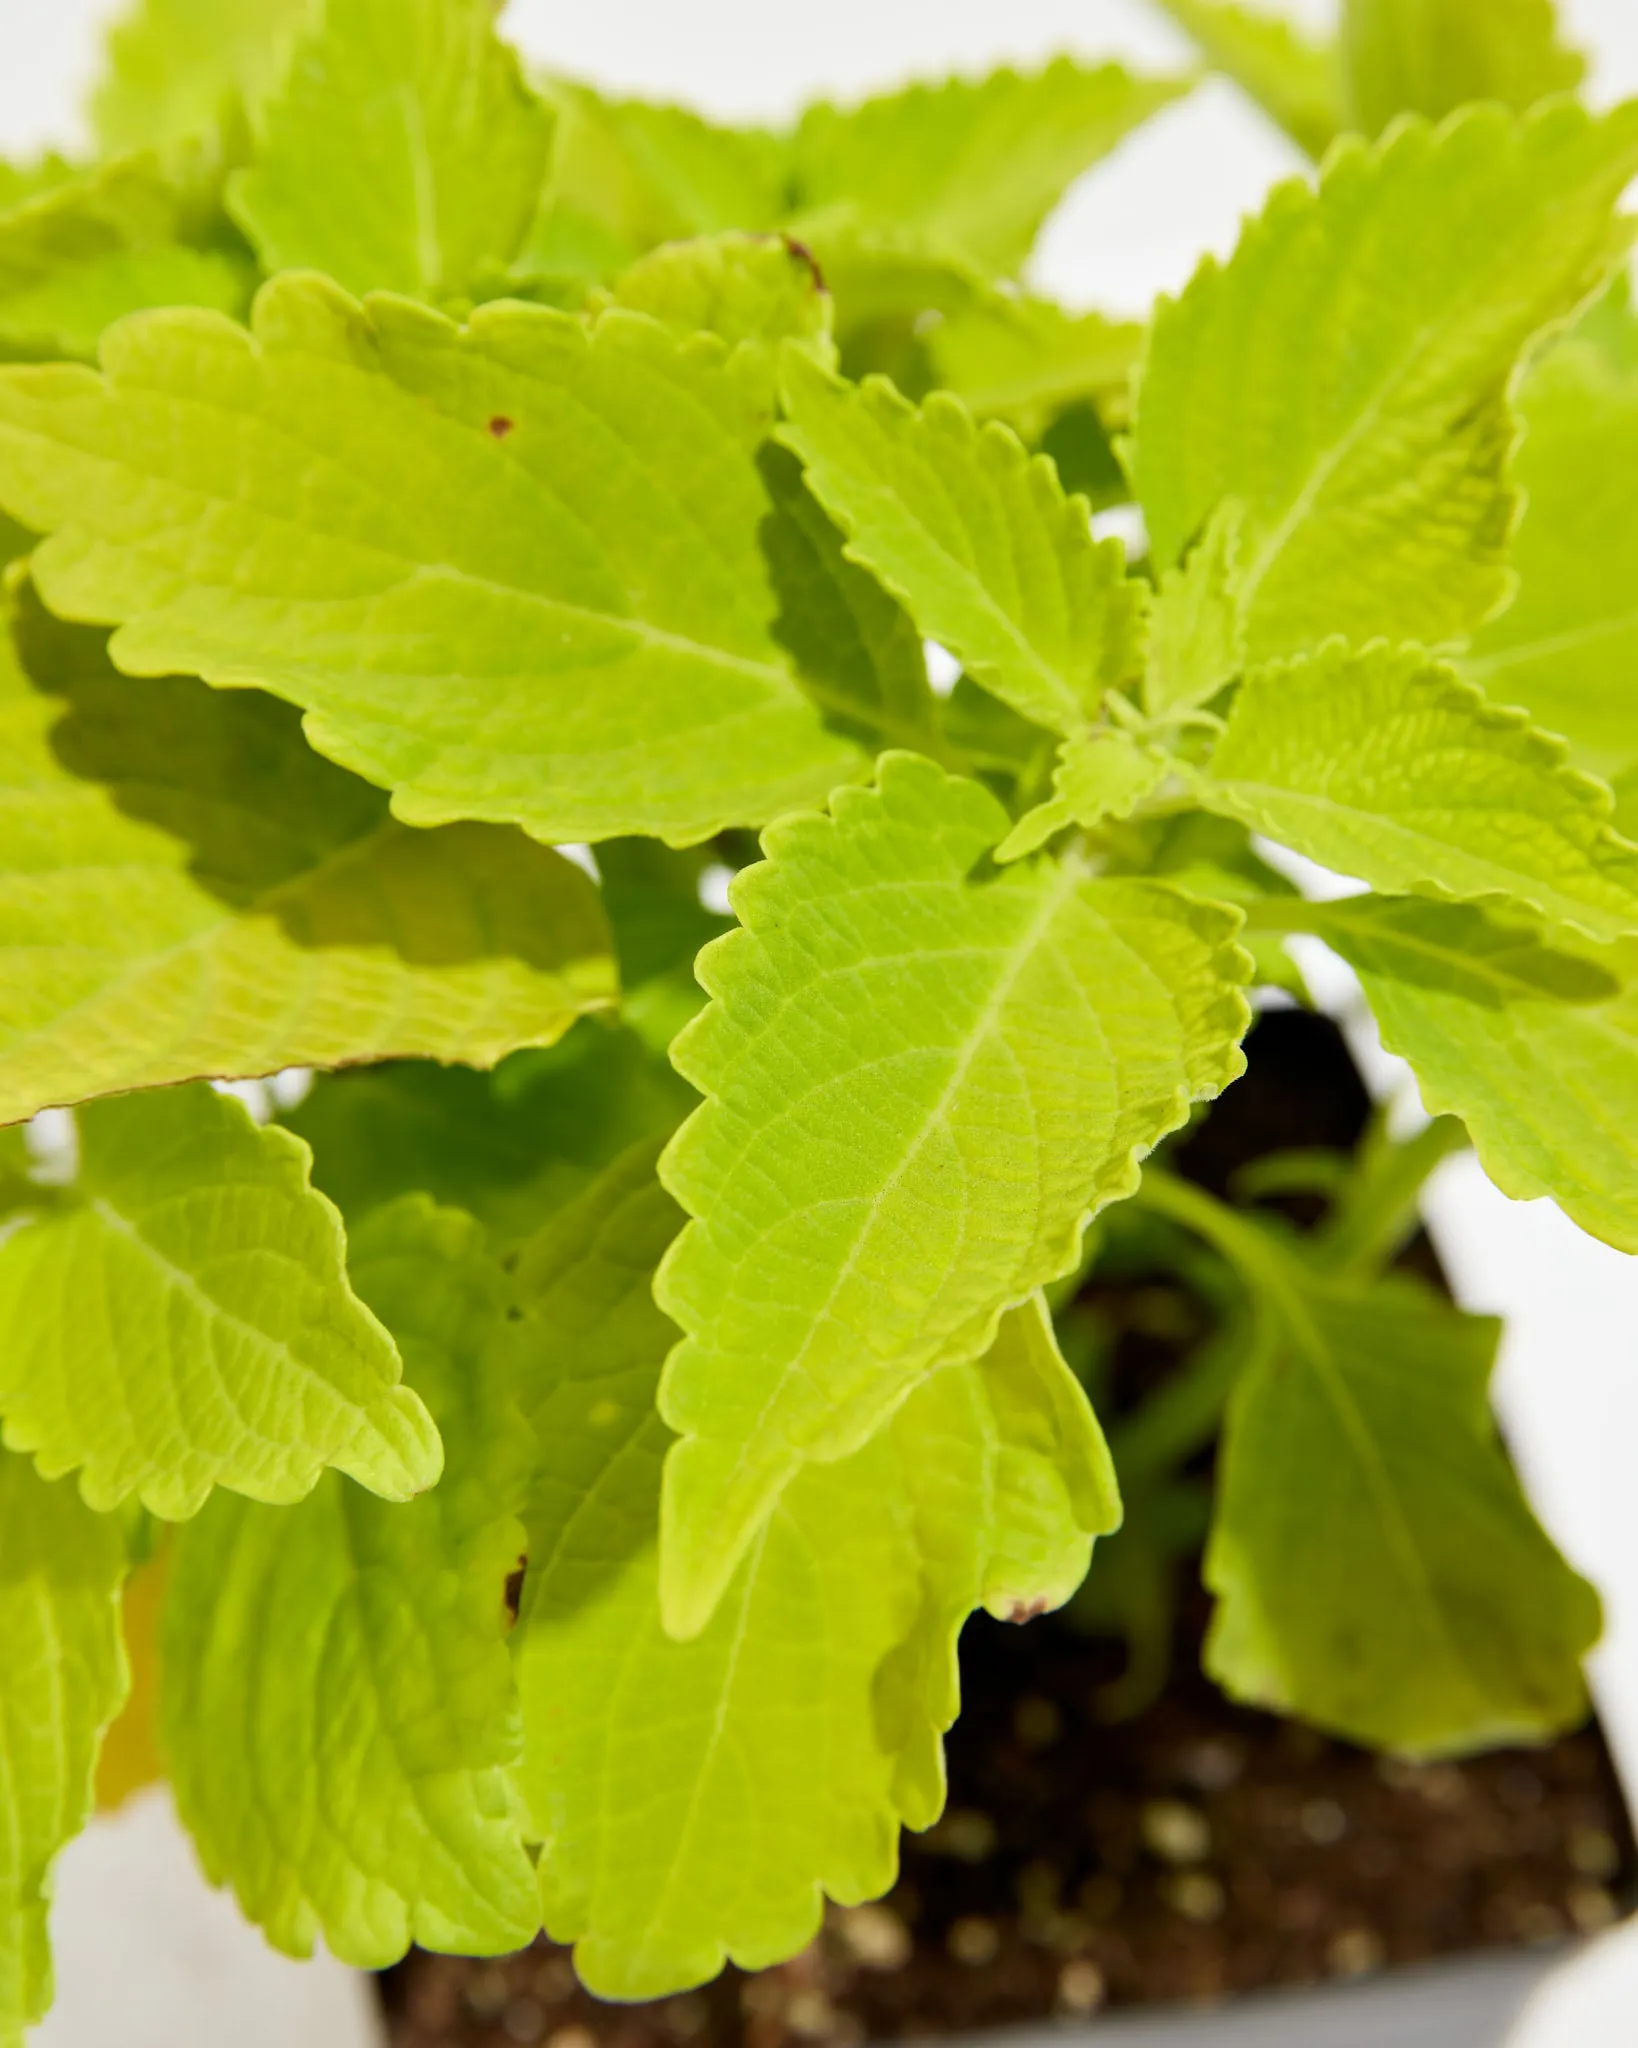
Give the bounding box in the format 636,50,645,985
504,1557,527,1624
1006,1597,1051,1624
488,415,515,440
782,235,828,295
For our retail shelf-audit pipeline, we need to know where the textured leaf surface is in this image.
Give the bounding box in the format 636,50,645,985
0,1451,126,2044
996,729,1167,863
602,233,831,352
1131,103,1638,660
1340,0,1585,135
0,278,863,846
926,297,1143,442
91,0,314,155
0,154,247,360
1465,314,1638,782
656,753,1248,1634
0,1084,439,1517
1152,0,1341,158
1145,499,1245,717
1313,894,1638,1253
230,0,554,301
780,350,1145,735
0,593,615,1127
789,61,1189,280
1201,642,1638,944
164,1199,537,1965
510,1146,1116,1998
1208,1259,1598,1755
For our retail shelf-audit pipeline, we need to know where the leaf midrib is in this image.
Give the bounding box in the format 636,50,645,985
695,851,1087,1504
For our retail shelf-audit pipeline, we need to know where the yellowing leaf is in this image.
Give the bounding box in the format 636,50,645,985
1131,102,1638,660
164,1198,538,1965
230,0,555,302
1200,641,1638,945
0,1451,127,2044
0,277,864,847
0,591,616,1128
779,349,1146,735
656,753,1247,1636
509,1146,1116,1998
0,1084,440,1517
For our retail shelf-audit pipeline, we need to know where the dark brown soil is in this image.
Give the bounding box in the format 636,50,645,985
379,1012,1637,2047
381,1612,1633,2048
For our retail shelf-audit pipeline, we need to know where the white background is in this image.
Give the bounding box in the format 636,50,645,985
4,1,1638,2043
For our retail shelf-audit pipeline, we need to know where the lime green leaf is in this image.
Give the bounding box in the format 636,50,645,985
288,1020,696,1242
521,83,788,293
509,1146,1115,1997
1207,1258,1598,1755
996,728,1168,862
1311,893,1638,1253
164,1198,537,1966
1340,0,1585,136
0,154,248,362
0,278,864,847
230,0,554,302
1615,766,1638,840
790,61,1191,281
758,441,943,759
925,296,1143,442
655,752,1248,1636
779,349,1146,735
90,0,314,156
1145,499,1245,717
1150,0,1341,159
0,591,615,1127
1115,811,1314,1002
0,1083,439,1517
1200,641,1638,944
1465,316,1638,783
602,233,832,354
1131,103,1638,660
0,1450,127,2044
0,159,76,214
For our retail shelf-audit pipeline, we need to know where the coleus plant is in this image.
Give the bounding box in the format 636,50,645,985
0,0,1633,2029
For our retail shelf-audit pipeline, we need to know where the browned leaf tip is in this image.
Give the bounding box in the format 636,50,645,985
504,1556,527,1624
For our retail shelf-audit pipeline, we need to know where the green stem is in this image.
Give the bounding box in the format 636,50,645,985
1132,1165,1295,1301
1108,1319,1253,1483
1315,1114,1469,1279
